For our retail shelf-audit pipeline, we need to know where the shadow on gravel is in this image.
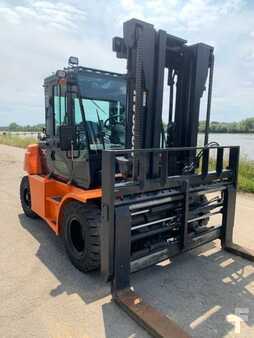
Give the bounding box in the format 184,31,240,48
18,213,109,304
18,213,148,338
19,213,254,338
131,244,254,337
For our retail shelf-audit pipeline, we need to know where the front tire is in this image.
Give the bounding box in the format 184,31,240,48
20,176,38,219
62,201,100,272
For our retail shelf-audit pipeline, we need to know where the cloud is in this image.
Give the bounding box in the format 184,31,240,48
119,0,245,32
0,1,122,125
0,1,86,31
118,0,254,122
0,0,253,125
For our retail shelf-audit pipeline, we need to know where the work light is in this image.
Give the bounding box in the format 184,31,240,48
68,56,79,66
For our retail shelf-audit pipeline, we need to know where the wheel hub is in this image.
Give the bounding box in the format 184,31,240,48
69,219,85,253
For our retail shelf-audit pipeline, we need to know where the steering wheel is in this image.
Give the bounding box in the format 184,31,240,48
103,113,124,128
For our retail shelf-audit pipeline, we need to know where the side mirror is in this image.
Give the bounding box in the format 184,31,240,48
59,125,79,151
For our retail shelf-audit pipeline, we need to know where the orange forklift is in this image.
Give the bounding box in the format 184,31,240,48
20,19,254,337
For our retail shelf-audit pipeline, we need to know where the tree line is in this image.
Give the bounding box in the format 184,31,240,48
1,117,254,133
0,122,45,132
199,117,254,133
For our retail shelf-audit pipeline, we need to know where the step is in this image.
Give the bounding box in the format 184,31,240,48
46,196,63,205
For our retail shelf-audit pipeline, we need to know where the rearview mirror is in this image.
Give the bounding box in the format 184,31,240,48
59,125,79,151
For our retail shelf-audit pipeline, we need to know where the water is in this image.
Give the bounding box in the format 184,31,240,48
1,131,253,160
198,133,254,160
0,131,39,138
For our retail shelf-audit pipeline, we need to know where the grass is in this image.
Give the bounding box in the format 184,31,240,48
204,156,254,193
200,156,254,193
238,158,254,193
0,134,253,193
0,134,37,148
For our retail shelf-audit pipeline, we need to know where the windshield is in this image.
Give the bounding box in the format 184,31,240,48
76,72,126,150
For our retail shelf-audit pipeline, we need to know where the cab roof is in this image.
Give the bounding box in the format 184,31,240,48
44,66,125,86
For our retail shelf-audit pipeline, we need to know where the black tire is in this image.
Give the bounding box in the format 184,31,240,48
62,201,100,272
20,176,38,219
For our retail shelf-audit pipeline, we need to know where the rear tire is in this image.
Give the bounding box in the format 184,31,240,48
62,201,100,272
20,176,38,219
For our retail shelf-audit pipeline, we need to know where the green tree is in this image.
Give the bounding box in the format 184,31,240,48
8,122,20,131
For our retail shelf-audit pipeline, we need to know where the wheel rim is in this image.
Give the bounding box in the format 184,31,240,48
69,218,85,254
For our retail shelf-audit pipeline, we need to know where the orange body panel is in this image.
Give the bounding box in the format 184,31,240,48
24,144,43,175
28,175,102,234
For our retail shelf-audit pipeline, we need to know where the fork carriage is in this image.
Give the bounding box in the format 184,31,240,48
101,145,254,293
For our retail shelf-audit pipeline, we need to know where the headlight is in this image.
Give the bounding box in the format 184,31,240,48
56,70,66,78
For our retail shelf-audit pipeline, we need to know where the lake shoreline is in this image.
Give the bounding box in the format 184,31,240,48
1,134,253,193
198,133,254,160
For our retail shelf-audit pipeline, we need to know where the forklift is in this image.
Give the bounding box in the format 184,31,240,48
20,19,254,337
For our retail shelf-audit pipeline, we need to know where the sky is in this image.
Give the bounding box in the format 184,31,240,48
0,0,254,125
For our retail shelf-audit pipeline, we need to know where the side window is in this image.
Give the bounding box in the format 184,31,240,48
53,85,66,136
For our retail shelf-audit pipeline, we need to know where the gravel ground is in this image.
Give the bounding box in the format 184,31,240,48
0,144,253,338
